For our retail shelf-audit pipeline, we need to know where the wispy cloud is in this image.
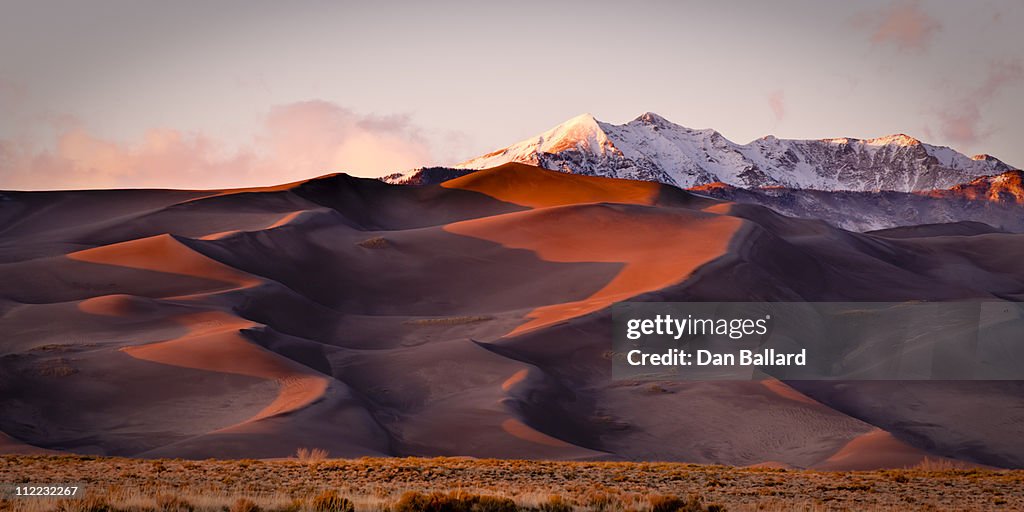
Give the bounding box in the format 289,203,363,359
935,60,1023,146
0,101,437,190
768,90,786,121
854,0,941,52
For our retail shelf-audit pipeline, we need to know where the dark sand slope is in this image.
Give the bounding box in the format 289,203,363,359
1,163,1023,468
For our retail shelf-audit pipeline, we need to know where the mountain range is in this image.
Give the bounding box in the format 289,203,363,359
385,113,1023,232
448,113,1013,192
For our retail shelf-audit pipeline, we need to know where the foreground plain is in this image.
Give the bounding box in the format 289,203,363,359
1,455,1023,511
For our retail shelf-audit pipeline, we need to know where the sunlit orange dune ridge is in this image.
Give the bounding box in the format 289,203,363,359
66,234,259,289
121,311,329,424
200,210,308,240
500,418,593,450
69,234,328,427
811,428,982,471
442,165,743,336
760,379,822,406
441,162,668,208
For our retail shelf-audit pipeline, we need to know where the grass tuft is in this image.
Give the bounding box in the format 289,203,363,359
310,490,353,512
156,494,195,512
537,495,572,512
295,448,329,463
649,494,724,512
230,499,260,512
394,491,517,512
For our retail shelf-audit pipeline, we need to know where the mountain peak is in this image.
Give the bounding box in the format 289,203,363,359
866,133,921,146
633,112,672,126
452,113,613,170
562,112,600,127
540,113,610,154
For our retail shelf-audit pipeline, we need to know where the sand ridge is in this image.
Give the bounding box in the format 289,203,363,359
121,311,330,424
812,428,965,471
199,210,309,240
444,200,742,335
441,163,667,208
67,234,260,289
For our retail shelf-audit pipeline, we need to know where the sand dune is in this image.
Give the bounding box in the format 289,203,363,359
445,204,742,335
122,311,328,423
68,234,259,289
199,210,309,240
812,429,949,471
0,431,59,455
442,163,666,208
760,379,821,407
2,164,1023,468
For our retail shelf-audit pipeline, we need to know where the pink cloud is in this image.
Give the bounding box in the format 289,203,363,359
0,101,436,190
936,106,983,145
768,90,786,121
935,60,1023,146
260,101,433,179
855,0,941,52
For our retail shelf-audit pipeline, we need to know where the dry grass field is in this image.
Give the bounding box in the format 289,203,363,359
1,455,1022,512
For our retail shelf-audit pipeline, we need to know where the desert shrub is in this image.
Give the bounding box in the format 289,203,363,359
156,494,195,512
584,492,615,512
538,495,573,512
231,499,261,512
394,492,448,512
648,494,722,512
393,491,517,512
913,457,969,472
311,490,354,512
296,447,329,462
356,237,390,249
474,495,518,512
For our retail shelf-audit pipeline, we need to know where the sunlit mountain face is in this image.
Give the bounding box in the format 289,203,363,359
447,112,1013,191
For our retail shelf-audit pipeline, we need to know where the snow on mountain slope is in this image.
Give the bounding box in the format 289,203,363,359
454,113,1013,192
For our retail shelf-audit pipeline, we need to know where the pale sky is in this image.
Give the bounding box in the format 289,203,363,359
1,0,1021,190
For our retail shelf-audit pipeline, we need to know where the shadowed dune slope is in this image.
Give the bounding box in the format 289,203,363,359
2,164,1024,468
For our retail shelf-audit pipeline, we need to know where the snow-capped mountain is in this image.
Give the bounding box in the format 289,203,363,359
454,112,1013,192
